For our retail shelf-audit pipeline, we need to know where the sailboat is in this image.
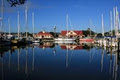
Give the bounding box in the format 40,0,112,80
97,10,119,47
7,18,13,40
32,12,40,43
11,11,20,44
54,14,75,43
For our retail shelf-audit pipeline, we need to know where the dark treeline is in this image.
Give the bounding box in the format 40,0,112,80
82,29,117,37
97,30,116,37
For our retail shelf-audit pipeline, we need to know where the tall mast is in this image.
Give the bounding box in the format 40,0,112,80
116,7,119,36
25,6,28,39
110,11,113,36
113,7,116,35
66,14,69,38
0,0,4,36
102,14,104,37
18,11,20,39
89,19,92,38
32,12,34,37
115,7,118,36
8,18,11,35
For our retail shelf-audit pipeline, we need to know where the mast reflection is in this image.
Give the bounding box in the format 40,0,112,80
32,46,34,71
25,46,28,74
17,48,20,72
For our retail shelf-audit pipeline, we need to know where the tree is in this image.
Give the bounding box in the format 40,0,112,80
7,0,26,7
82,28,96,37
97,33,102,37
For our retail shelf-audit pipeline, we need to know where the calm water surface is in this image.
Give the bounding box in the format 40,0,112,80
0,42,120,80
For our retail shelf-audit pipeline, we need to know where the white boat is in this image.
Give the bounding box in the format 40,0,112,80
54,38,75,41
32,39,40,43
54,37,76,44
7,34,13,39
98,39,117,47
54,38,75,43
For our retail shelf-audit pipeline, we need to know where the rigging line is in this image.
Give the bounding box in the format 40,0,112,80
68,16,73,30
92,22,96,33
20,25,24,33
90,19,96,32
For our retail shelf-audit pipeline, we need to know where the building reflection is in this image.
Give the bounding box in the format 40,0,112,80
39,42,55,49
60,43,94,50
0,42,120,80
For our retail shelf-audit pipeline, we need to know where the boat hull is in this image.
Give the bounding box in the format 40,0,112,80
55,38,75,41
80,39,94,43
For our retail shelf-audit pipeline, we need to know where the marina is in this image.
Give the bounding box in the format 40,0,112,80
0,0,120,80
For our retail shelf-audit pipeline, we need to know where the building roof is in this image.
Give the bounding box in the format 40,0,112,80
36,31,52,36
61,30,83,36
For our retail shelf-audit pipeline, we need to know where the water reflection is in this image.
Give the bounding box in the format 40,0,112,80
0,42,120,80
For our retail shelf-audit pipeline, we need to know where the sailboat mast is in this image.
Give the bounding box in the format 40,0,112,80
66,14,69,38
116,7,119,36
32,12,34,37
102,14,104,37
18,11,20,39
110,11,113,36
8,18,11,35
25,6,28,39
115,7,118,36
113,7,116,36
0,0,4,36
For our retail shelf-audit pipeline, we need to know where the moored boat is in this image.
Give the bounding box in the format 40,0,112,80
55,38,75,41
32,38,40,43
80,37,94,43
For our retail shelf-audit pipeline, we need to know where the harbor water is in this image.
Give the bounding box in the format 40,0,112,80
0,42,120,80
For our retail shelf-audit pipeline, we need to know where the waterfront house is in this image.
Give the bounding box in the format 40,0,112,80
34,31,53,39
61,30,84,38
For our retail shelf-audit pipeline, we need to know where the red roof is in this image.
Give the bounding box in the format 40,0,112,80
61,31,83,36
36,32,52,36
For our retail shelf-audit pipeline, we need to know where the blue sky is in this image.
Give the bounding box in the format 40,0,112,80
1,0,120,33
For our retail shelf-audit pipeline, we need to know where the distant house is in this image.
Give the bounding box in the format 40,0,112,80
34,31,53,39
61,30,84,38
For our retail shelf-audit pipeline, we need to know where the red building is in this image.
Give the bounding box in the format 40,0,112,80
61,30,84,38
34,31,53,39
